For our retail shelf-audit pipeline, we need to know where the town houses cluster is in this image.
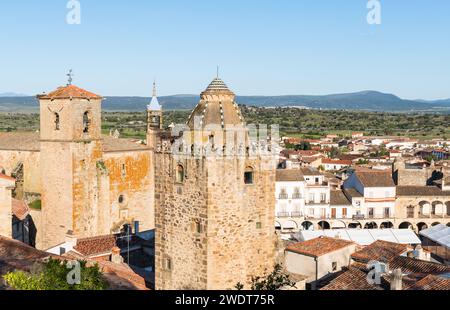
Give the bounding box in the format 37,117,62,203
276,134,450,234
0,77,449,290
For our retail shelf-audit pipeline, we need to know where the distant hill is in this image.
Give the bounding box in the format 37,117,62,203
1,91,449,113
0,92,29,97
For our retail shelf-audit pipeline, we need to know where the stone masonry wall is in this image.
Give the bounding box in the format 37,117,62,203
155,151,208,290
206,156,277,289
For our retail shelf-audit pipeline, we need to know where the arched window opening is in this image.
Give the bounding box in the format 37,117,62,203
83,111,90,133
244,167,254,185
54,113,60,131
176,165,185,183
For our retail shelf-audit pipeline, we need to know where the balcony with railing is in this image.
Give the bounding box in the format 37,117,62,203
278,193,288,200
277,212,290,218
290,211,302,217
292,193,302,199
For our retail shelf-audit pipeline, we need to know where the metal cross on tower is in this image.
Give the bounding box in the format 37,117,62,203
67,69,74,86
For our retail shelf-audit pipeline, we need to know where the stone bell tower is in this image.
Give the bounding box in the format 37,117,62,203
147,81,163,149
38,82,103,249
155,77,277,290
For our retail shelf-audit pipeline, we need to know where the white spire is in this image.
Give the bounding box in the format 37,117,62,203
147,80,162,111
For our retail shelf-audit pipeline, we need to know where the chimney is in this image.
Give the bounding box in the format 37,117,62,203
65,230,77,247
390,268,403,291
111,246,124,264
415,245,426,260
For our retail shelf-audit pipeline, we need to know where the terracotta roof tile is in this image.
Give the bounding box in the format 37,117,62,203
0,132,149,153
0,173,15,182
389,256,450,275
73,235,117,257
320,267,382,290
330,190,352,206
286,237,354,258
11,199,30,221
351,240,409,263
37,85,102,100
407,274,450,290
354,170,395,187
276,169,305,182
396,186,450,197
321,159,352,165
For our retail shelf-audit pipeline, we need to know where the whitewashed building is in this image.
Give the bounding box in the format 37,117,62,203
343,170,396,222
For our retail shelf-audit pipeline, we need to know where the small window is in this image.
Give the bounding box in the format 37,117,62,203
54,113,60,131
244,167,254,185
83,111,90,133
256,222,262,229
194,221,203,234
176,165,185,183
118,195,125,204
164,258,172,271
121,164,126,177
332,262,338,271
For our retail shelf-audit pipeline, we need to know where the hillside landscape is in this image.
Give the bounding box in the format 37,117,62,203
1,91,450,113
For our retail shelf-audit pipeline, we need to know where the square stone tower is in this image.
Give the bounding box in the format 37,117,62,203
154,78,277,290
38,84,103,249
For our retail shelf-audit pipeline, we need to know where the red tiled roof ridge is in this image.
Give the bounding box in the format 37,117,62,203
321,158,352,165
37,85,102,100
0,173,15,182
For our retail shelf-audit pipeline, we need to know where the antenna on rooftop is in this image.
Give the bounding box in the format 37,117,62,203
216,65,219,79
66,69,74,86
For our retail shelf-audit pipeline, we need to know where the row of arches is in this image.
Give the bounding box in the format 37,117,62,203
414,201,450,217
275,220,450,232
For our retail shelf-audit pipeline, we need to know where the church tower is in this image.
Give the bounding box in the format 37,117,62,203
38,82,103,249
147,81,163,149
155,77,277,290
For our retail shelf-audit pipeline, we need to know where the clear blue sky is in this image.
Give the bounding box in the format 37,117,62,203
0,0,449,99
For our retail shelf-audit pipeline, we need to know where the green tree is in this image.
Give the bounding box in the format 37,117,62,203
235,264,296,291
3,258,108,290
295,142,312,151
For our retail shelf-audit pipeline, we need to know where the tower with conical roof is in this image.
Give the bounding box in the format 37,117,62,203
154,76,276,290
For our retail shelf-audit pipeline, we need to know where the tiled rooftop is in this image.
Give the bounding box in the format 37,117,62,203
397,186,450,197
0,132,149,153
330,190,352,206
37,85,102,100
286,237,354,258
73,235,118,257
11,199,30,221
276,169,305,182
354,170,395,188
351,240,410,263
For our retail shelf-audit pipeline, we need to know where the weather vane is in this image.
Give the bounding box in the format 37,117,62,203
67,69,74,86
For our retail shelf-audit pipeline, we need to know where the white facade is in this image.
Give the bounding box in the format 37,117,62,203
343,173,396,220
275,180,306,218
275,171,330,220
285,243,357,284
